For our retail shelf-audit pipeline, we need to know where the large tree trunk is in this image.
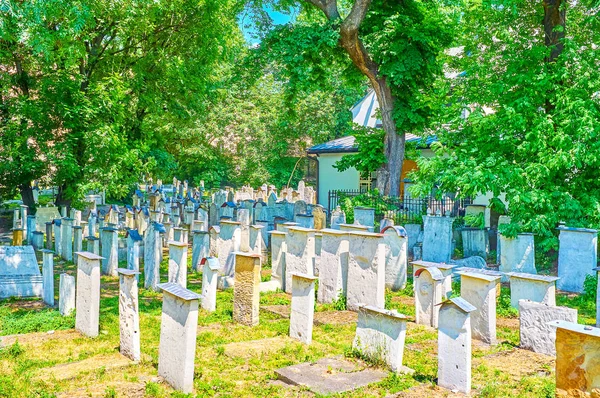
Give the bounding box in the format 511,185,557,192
544,0,565,63
55,184,72,209
19,183,36,213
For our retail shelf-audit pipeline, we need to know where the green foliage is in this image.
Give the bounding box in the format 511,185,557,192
0,306,75,335
497,287,518,319
465,212,485,229
331,295,347,311
0,341,24,359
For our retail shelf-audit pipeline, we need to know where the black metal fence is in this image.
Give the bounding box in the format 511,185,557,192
328,189,472,226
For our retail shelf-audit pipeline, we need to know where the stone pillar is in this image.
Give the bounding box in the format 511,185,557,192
53,220,62,256
458,270,501,344
117,268,141,362
353,207,375,231
268,230,286,291
101,227,119,276
157,282,201,394
192,231,209,272
71,209,82,226
86,236,100,255
353,305,408,373
422,216,454,263
461,227,488,258
80,221,88,238
201,257,220,312
217,220,242,278
173,227,188,244
61,218,74,261
88,214,97,238
168,241,188,287
233,253,261,326
31,231,44,251
59,273,76,316
549,320,600,394
317,229,349,304
382,226,408,291
26,215,36,243
45,222,53,250
127,230,142,274
499,233,536,280
163,221,173,248
557,227,598,293
72,226,83,261
237,208,251,252
249,225,265,256
41,249,55,306
414,267,445,328
438,297,476,394
290,273,317,344
75,252,103,337
12,228,23,246
285,227,316,295
347,231,386,311
20,204,28,235
144,222,164,291
505,272,558,308
13,208,20,229
520,301,577,356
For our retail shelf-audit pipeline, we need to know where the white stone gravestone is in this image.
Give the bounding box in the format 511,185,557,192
101,227,119,276
347,231,386,311
422,216,454,263
59,273,76,316
317,229,349,304
268,230,286,291
519,300,577,356
168,241,188,288
414,267,445,328
75,252,103,337
382,226,408,291
289,272,317,344
505,272,559,308
233,253,261,326
458,270,501,344
0,246,43,299
285,227,316,295
41,249,55,306
192,231,209,272
499,233,536,280
117,268,141,361
557,227,597,293
201,257,220,312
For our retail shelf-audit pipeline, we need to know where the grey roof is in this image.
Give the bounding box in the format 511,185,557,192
307,134,437,154
440,297,477,313
157,282,201,301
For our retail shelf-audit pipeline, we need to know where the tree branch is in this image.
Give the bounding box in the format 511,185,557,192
304,0,340,20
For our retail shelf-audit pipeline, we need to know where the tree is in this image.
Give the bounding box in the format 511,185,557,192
246,0,455,196
411,0,600,249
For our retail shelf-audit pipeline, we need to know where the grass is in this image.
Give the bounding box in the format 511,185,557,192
1,253,595,397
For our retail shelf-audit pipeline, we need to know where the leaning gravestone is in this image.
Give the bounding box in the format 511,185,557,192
0,246,43,299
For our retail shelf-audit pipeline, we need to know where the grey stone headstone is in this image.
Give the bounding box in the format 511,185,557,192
519,300,577,356
422,216,454,263
0,246,43,299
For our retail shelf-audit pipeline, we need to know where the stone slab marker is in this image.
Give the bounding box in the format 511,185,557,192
411,260,457,299
118,268,141,361
126,229,142,274
353,207,375,231
290,273,317,344
549,320,600,393
382,226,408,291
317,229,349,304
285,227,316,294
41,249,55,306
519,300,577,356
86,236,100,255
168,241,188,287
461,227,488,258
72,226,83,261
61,218,74,261
268,230,287,291
59,273,76,316
438,297,476,394
101,227,119,276
45,221,54,250
339,223,370,233
499,233,536,280
557,227,597,293
233,253,261,326
414,267,445,328
353,305,409,373
458,271,501,344
157,282,201,394
422,216,454,263
192,231,209,272
347,231,386,311
217,220,241,278
53,219,62,257
506,272,558,308
31,231,44,251
26,215,36,243
20,205,28,235
201,257,220,312
144,222,165,291
75,252,103,337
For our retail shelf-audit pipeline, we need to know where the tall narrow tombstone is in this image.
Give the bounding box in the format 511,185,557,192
557,227,598,293
168,241,188,287
458,271,501,344
144,222,165,291
422,216,454,263
26,215,37,243
88,214,97,238
496,215,511,264
72,226,83,261
45,221,54,250
162,221,173,248
12,228,23,246
13,208,20,229
237,208,251,252
41,249,55,306
192,231,209,272
414,267,445,328
75,252,103,337
101,227,119,276
268,230,287,291
312,205,326,230
217,220,241,278
53,219,62,256
157,283,201,394
519,300,577,356
209,226,219,258
233,253,261,326
499,233,536,280
31,231,44,251
201,257,220,312
347,231,386,311
549,320,600,393
411,260,457,300
86,236,100,255
126,229,142,276
117,268,141,361
353,305,409,373
289,273,317,344
317,229,349,304
285,227,316,294
438,297,476,394
20,205,28,235
61,218,74,261
353,207,375,231
505,272,559,308
59,273,76,316
382,226,408,291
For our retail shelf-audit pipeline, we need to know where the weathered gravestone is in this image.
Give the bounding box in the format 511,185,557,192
217,220,241,279
59,273,75,316
144,222,165,291
168,241,188,288
75,252,103,337
289,273,317,344
347,231,385,311
506,272,559,308
414,267,445,328
157,283,201,394
353,305,409,373
201,257,220,312
192,230,209,272
0,246,43,299
61,218,74,261
126,229,142,274
53,219,62,257
317,229,349,304
519,300,577,356
557,227,597,293
438,297,475,394
233,253,261,326
382,226,408,291
45,221,53,250
268,230,286,291
285,227,316,294
422,216,454,263
330,207,346,230
31,231,44,251
118,268,141,361
12,228,23,246
101,227,119,276
462,227,488,258
353,207,375,231
411,260,456,300
499,233,536,280
458,270,501,344
41,249,54,306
